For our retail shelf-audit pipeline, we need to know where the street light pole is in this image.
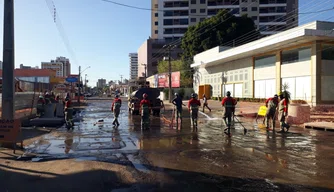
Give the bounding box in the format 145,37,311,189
77,66,90,105
77,66,81,105
2,0,15,119
84,74,87,93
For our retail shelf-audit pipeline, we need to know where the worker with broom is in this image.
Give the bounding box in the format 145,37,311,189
221,91,237,136
111,94,122,127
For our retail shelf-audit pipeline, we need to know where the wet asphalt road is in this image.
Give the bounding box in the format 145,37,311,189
24,99,334,191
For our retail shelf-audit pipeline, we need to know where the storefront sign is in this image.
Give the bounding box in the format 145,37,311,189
66,77,78,83
157,71,180,88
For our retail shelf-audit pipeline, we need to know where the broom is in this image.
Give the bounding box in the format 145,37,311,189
94,114,111,126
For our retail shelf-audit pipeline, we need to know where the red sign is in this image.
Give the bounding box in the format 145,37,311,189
157,71,180,88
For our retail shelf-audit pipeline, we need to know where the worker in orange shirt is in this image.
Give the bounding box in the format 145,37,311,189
265,94,279,131
221,91,237,136
111,94,122,127
140,93,151,130
278,93,290,133
188,93,201,132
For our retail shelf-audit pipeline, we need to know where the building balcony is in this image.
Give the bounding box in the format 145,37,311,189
259,21,287,25
259,3,287,8
259,13,287,17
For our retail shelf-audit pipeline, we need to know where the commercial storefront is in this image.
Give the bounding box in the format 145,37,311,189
191,21,334,105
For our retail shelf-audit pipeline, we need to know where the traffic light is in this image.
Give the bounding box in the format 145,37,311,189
76,83,83,88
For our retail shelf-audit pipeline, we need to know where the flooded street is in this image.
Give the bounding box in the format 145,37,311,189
24,99,334,191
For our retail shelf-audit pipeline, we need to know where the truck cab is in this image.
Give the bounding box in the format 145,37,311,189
128,88,161,116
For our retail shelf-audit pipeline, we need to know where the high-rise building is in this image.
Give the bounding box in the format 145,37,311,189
97,78,106,88
55,56,71,77
41,57,71,77
129,53,138,80
137,38,182,78
41,62,64,77
151,0,298,39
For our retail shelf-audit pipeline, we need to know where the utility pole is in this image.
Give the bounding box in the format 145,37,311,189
163,44,176,103
168,48,172,103
77,66,81,105
2,0,15,119
120,75,123,84
84,74,87,93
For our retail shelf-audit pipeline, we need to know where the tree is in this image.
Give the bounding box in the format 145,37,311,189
181,9,260,68
157,60,183,74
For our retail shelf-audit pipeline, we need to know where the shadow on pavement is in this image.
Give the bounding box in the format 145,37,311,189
0,160,333,192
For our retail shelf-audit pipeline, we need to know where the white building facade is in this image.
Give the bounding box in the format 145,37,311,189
152,0,298,40
129,53,138,80
191,21,334,106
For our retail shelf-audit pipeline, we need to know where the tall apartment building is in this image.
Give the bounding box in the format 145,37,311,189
97,78,107,88
151,0,298,40
137,38,182,78
55,56,71,77
41,57,71,77
41,62,64,77
129,53,138,80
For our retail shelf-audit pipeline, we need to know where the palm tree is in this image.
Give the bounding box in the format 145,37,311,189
281,82,291,103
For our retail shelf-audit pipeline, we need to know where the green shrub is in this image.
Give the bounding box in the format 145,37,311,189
163,89,169,98
178,88,185,99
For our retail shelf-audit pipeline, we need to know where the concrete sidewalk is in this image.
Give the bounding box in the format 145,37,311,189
304,122,334,131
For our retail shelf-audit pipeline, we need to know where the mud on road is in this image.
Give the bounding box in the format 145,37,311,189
0,99,334,191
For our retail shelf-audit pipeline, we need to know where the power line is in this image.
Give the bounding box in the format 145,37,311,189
299,7,334,14
101,0,230,17
102,0,334,16
45,0,79,67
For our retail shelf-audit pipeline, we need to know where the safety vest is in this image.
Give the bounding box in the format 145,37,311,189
268,98,278,110
65,101,72,109
190,100,199,110
141,101,150,115
223,97,235,113
114,99,121,110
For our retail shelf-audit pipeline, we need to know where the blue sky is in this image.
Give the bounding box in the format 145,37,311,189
0,0,333,87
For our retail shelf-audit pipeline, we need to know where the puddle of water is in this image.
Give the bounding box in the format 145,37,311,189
198,111,221,120
75,156,98,162
126,154,151,173
31,157,43,162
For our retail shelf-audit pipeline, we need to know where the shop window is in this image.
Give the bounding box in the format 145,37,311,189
322,44,334,60
254,54,276,68
282,46,311,64
234,74,238,81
